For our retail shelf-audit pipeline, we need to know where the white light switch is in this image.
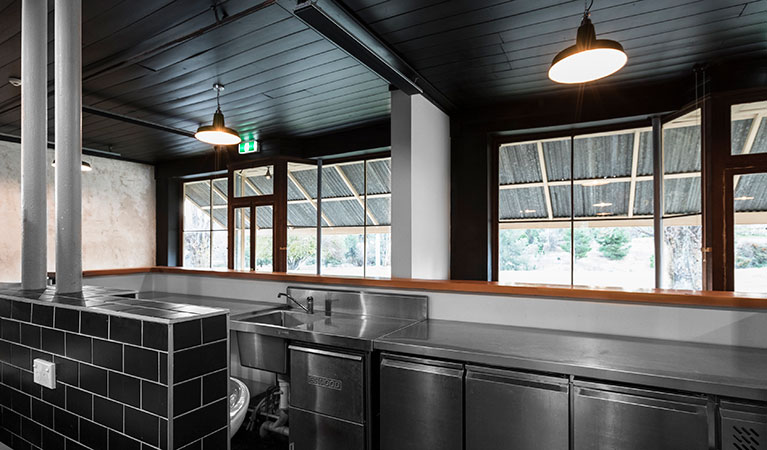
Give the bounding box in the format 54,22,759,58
33,358,56,389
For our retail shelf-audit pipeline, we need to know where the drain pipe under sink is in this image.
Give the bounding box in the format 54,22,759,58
260,376,290,437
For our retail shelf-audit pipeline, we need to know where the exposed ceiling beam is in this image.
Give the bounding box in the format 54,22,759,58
290,0,453,112
83,106,195,139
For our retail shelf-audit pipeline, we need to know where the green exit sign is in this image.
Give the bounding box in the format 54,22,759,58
238,138,259,154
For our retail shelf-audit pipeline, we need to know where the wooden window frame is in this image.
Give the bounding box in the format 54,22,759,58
179,174,228,269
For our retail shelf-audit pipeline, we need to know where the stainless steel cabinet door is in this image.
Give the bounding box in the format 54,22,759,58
380,354,464,450
289,346,365,423
466,366,569,450
720,400,767,450
574,380,710,450
289,407,365,450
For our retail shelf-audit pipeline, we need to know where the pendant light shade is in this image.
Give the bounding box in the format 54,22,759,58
548,13,627,84
195,83,241,146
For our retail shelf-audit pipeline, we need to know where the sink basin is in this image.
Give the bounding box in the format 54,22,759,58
242,310,316,327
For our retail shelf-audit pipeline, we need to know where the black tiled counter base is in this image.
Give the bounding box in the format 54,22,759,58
0,292,229,450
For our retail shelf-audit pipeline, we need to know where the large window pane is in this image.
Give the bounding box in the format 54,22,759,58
183,232,210,268
662,109,701,289
233,166,273,198
287,163,318,274
734,172,767,293
662,217,702,290
366,158,391,278
183,178,227,268
731,101,767,155
321,162,365,277
572,222,655,289
183,180,211,231
572,130,654,289
498,226,571,285
233,207,250,271
498,139,571,284
255,206,273,272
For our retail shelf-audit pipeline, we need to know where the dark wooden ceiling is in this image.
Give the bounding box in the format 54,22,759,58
0,0,390,162
343,0,767,105
0,0,764,164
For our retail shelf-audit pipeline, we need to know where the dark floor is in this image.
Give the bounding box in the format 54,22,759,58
231,410,288,450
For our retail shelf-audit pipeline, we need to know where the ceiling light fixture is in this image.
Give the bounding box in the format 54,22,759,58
51,160,92,172
195,83,241,146
264,167,272,180
548,0,627,84
593,202,612,208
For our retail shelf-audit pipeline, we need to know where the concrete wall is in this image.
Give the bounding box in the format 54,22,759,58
87,272,767,349
0,141,156,281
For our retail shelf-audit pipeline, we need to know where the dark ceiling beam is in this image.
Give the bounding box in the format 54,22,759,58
291,0,454,112
82,106,196,139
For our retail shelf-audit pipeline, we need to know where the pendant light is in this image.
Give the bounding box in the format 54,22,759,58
195,83,241,146
548,0,627,84
51,160,92,172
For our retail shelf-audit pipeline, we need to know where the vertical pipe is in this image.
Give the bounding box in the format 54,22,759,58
652,115,664,289
54,0,82,294
20,0,48,290
316,159,322,275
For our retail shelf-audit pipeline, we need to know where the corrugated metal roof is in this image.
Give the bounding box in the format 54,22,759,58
735,173,767,212
500,143,541,185
634,180,654,216
663,126,700,173
751,117,767,154
542,139,570,181
573,134,633,179
499,187,547,220
665,178,701,215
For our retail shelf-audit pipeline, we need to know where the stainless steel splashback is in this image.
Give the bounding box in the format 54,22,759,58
286,287,427,321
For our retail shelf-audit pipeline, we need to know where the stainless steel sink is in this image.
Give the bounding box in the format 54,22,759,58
240,310,317,327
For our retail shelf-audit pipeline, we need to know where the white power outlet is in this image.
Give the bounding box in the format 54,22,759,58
33,359,56,389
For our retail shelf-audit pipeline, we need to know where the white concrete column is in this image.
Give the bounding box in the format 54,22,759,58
20,0,48,290
390,90,450,280
54,0,82,293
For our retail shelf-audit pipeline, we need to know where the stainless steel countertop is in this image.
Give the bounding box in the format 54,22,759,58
375,319,767,402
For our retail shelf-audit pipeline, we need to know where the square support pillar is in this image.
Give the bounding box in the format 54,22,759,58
390,90,450,279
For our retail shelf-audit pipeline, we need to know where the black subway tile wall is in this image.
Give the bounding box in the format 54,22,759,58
0,287,230,450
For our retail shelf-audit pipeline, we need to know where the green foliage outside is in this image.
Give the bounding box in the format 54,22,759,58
286,234,316,270
560,229,592,259
595,228,631,260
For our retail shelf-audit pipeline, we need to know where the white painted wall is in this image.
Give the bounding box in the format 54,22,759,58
86,273,767,349
390,91,451,279
0,141,156,281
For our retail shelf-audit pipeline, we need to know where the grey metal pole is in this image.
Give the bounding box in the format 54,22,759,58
54,0,82,294
652,115,664,289
20,0,48,290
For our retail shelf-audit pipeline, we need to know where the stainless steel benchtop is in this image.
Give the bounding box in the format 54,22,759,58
375,319,767,402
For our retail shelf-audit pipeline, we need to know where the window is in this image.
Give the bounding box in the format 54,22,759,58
182,178,227,268
498,129,655,289
733,173,767,293
320,157,391,278
287,162,318,274
662,109,702,290
732,100,767,293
